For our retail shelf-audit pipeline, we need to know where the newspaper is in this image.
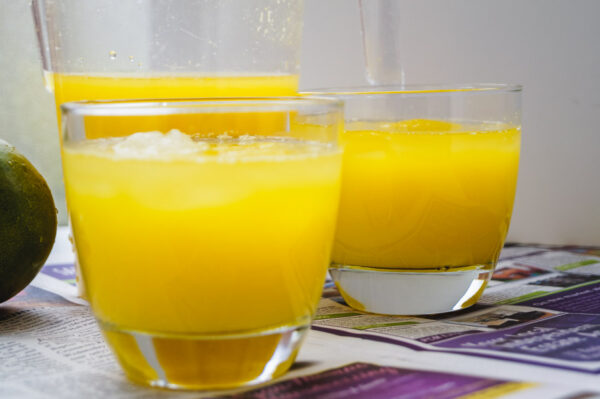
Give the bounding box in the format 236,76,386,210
228,363,580,399
0,287,591,399
1,230,599,398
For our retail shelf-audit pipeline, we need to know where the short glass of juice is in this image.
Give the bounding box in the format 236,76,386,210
60,98,343,390
305,85,522,315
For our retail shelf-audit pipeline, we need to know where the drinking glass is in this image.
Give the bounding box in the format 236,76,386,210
32,0,305,296
305,85,521,315
60,97,343,389
32,0,304,127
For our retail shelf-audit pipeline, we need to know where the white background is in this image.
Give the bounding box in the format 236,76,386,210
1,0,599,245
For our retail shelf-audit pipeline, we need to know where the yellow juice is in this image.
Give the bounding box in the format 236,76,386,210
62,131,341,388
51,73,299,138
333,120,520,269
51,73,298,104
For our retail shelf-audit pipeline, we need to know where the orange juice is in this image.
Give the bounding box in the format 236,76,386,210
63,131,341,388
333,120,520,269
51,73,298,103
50,73,298,136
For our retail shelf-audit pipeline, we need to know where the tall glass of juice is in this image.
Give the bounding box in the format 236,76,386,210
32,0,303,111
305,85,522,315
32,0,304,295
60,97,343,390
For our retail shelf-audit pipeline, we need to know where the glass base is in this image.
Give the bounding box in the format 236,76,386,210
329,263,493,315
100,322,308,390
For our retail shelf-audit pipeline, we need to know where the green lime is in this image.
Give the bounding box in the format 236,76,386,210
0,139,57,303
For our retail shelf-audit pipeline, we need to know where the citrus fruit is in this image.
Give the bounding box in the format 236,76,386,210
0,139,57,303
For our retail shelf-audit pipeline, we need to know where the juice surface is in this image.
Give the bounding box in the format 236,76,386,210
333,119,520,269
52,73,298,102
51,73,299,138
63,131,341,335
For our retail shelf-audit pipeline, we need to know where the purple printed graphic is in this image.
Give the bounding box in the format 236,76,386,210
517,282,600,314
436,314,600,362
225,363,515,399
6,285,73,306
418,330,484,344
41,263,77,285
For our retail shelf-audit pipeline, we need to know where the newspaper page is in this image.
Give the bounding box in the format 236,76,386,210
0,282,590,399
2,232,598,398
225,362,588,399
2,278,574,399
314,245,600,375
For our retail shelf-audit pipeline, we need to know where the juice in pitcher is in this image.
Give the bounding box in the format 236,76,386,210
50,73,299,138
33,1,306,317
52,73,300,297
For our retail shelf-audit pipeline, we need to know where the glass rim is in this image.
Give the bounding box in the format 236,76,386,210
60,96,343,117
302,83,522,96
